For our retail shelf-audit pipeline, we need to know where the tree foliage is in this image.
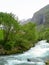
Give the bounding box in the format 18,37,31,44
0,12,19,50
21,22,38,46
0,12,49,55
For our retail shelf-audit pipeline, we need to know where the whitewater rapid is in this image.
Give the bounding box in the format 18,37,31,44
0,40,49,65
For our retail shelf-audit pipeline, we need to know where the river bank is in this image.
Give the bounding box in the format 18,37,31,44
45,60,49,65
0,46,28,55
0,40,49,65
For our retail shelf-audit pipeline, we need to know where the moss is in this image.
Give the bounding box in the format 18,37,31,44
45,60,49,65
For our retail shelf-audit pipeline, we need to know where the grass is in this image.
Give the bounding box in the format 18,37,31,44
0,29,4,40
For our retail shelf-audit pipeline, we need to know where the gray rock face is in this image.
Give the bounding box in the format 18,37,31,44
32,5,49,25
22,5,49,26
32,13,45,25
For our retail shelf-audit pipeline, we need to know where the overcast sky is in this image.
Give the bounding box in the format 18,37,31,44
0,0,49,20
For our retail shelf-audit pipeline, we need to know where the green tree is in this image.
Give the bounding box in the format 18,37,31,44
0,12,19,49
21,22,38,46
44,28,49,42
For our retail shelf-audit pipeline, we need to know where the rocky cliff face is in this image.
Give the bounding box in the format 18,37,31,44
32,5,49,25
22,5,49,26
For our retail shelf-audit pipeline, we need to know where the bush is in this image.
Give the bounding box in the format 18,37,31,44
4,41,15,50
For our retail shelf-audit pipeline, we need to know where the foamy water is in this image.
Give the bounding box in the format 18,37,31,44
0,40,49,65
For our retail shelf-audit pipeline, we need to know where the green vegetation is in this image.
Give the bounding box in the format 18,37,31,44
38,26,49,42
21,22,38,46
0,12,49,55
45,60,49,65
0,12,38,55
0,30,4,40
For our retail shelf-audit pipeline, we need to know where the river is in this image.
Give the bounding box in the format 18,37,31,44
0,40,49,65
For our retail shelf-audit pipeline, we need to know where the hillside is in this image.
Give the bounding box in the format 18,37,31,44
22,5,49,26
32,4,49,25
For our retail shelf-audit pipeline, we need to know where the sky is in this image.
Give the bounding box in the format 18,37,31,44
0,0,49,20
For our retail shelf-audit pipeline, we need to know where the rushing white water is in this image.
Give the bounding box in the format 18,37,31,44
0,40,49,65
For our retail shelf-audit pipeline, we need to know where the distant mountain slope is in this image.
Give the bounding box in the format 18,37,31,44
32,4,49,25
21,5,49,26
